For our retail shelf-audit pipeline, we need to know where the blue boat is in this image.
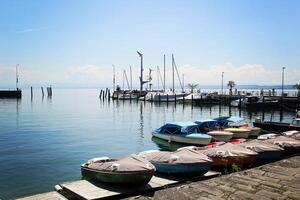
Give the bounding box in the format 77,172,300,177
138,149,212,174
213,116,244,127
152,122,212,145
194,119,218,132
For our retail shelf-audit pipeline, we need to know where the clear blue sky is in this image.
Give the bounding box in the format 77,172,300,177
0,0,299,86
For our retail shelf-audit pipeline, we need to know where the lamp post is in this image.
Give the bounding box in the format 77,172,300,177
282,67,285,97
221,72,224,95
137,51,143,92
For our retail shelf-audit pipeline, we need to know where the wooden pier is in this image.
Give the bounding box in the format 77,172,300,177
0,90,22,98
16,171,220,200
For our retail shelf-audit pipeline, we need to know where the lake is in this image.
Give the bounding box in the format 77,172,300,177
0,89,296,199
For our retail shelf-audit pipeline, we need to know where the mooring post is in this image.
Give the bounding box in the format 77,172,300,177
50,86,52,96
108,89,111,101
129,93,132,102
175,94,177,103
183,94,185,104
158,93,161,103
99,90,102,98
117,91,119,100
239,97,242,108
151,93,153,102
167,94,169,103
123,91,125,101
31,86,33,99
191,94,194,107
41,87,44,96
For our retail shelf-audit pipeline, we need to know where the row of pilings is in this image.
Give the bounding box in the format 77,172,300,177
30,86,52,99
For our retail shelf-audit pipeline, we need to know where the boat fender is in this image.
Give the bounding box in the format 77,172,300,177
216,150,226,157
111,163,120,171
54,185,63,192
87,157,110,164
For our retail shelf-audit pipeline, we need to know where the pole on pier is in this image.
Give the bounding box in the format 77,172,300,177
41,87,44,96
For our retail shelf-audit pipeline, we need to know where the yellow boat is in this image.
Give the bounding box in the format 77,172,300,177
224,128,250,139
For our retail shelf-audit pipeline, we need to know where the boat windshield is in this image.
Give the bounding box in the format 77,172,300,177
291,119,300,126
184,126,199,134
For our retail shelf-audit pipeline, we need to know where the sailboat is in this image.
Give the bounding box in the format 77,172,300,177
145,54,188,102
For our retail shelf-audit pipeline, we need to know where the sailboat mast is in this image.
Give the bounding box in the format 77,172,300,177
157,66,159,90
172,54,174,93
130,66,132,90
112,65,116,91
163,54,166,92
182,74,184,93
16,64,19,90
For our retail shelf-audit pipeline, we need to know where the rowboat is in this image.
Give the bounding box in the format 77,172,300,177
138,148,212,174
152,122,212,145
207,130,233,141
81,155,155,186
199,143,258,167
223,128,250,139
238,140,284,161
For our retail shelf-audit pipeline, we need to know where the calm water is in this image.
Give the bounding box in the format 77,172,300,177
0,89,295,199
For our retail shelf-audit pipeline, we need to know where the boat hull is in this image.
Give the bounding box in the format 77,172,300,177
151,162,211,174
224,128,250,139
210,134,233,142
253,121,300,133
257,151,283,161
210,156,256,167
152,132,211,145
81,167,154,186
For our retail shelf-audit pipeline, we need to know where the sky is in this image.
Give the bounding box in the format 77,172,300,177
0,0,299,88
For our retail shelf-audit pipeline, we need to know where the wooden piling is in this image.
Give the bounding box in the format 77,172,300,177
31,86,33,98
158,93,161,103
151,94,153,102
41,87,44,96
174,94,177,103
108,89,110,100
123,91,125,101
182,95,185,104
191,94,194,107
167,94,169,103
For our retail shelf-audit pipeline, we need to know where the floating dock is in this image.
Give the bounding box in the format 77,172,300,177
0,90,22,98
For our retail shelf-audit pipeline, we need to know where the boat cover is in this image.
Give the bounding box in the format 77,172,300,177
139,148,212,164
262,136,300,149
87,154,155,172
200,143,258,158
282,130,299,136
238,140,283,153
257,133,277,140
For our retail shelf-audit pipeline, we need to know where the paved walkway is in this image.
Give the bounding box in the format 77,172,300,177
127,155,300,200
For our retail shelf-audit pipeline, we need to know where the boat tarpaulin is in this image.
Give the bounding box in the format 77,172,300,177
87,154,155,172
238,140,284,153
200,143,258,158
139,148,212,164
263,136,300,149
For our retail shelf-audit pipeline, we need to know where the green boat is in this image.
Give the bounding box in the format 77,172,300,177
81,155,155,186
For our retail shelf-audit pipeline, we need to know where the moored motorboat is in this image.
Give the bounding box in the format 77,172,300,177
207,130,233,141
224,128,250,139
199,143,258,167
260,136,300,154
81,155,155,186
152,122,212,145
194,119,218,132
228,138,247,144
138,148,212,174
257,133,277,140
237,140,284,161
206,141,225,148
253,117,300,133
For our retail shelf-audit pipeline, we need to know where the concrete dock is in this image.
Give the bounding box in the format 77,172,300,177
127,155,300,200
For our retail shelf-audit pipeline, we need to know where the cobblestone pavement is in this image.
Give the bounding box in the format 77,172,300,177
127,155,300,200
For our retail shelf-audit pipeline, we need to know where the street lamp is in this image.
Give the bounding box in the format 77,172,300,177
137,51,143,92
221,72,224,95
282,67,285,97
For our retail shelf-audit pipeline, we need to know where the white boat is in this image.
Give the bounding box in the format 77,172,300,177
145,92,188,102
152,122,212,145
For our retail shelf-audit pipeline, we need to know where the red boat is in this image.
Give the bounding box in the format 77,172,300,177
228,138,247,144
